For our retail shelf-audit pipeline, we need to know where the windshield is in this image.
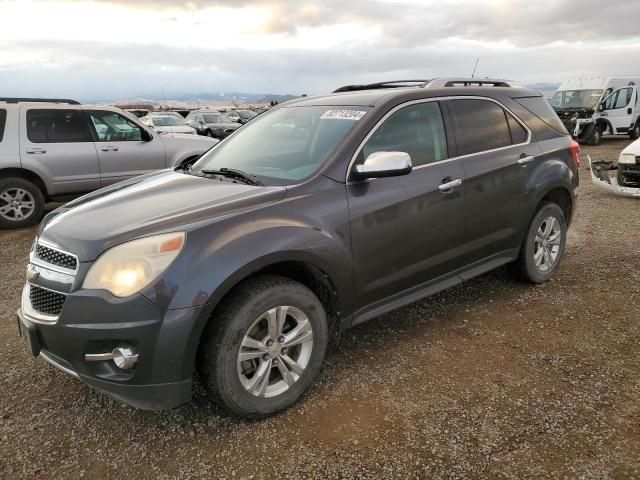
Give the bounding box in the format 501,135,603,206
203,114,232,123
551,89,603,109
192,106,371,185
237,110,257,120
152,116,186,127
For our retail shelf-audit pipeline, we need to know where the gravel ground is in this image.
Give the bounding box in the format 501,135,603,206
1,137,639,479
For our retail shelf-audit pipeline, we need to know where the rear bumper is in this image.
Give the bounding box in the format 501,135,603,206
589,156,640,198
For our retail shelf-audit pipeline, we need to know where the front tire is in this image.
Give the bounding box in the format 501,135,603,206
629,122,640,140
586,124,601,146
0,177,45,229
199,275,328,419
512,202,567,284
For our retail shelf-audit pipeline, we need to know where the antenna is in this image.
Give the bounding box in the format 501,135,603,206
471,58,480,78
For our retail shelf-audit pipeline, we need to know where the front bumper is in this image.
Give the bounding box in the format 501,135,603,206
589,156,640,199
17,289,202,410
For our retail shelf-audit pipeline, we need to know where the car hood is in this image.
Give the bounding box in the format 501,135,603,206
206,122,240,129
39,170,286,261
622,138,640,155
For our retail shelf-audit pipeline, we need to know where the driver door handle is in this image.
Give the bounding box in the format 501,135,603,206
439,178,463,192
101,146,119,152
25,148,46,154
517,155,535,166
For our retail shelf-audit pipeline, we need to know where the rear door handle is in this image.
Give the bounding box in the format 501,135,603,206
517,155,535,166
438,178,462,192
25,148,46,154
101,146,119,152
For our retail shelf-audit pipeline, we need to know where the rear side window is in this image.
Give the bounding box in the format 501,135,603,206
448,99,512,156
514,96,568,134
506,113,528,144
27,109,93,143
362,102,448,167
0,109,6,142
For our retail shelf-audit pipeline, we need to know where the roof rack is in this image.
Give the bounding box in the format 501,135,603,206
0,97,81,105
333,77,511,93
424,78,511,88
333,80,431,93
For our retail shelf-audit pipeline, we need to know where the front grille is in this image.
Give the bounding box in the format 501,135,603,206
36,244,77,270
29,285,66,316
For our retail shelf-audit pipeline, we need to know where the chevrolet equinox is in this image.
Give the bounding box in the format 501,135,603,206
17,78,579,418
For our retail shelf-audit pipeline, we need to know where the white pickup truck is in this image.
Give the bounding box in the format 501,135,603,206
0,98,219,228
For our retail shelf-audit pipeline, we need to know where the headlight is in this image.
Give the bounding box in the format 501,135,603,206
619,153,637,165
83,232,185,297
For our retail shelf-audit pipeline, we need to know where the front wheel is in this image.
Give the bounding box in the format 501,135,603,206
512,202,567,284
629,122,640,140
199,275,328,419
586,124,601,146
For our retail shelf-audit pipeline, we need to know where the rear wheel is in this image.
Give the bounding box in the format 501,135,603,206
629,122,640,140
206,130,214,138
199,275,328,419
0,177,45,229
512,202,567,284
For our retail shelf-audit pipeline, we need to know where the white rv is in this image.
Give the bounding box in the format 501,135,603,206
550,77,640,145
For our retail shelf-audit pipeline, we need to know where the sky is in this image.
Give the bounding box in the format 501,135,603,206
1,0,640,101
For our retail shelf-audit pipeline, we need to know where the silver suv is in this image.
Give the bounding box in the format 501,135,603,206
0,98,218,228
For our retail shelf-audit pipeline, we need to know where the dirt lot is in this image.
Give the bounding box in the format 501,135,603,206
1,138,639,479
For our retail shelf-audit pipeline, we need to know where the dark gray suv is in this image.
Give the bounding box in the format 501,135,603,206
17,78,579,418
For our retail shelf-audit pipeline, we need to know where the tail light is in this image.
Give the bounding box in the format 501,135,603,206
570,140,580,168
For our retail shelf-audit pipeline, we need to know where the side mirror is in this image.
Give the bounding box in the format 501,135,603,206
598,103,605,112
141,129,153,142
352,151,412,180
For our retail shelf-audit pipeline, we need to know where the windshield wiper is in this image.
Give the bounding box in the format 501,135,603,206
201,168,264,186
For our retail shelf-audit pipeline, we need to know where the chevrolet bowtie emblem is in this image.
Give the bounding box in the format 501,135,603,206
26,265,39,282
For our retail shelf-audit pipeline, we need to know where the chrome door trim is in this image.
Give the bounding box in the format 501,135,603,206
345,95,533,183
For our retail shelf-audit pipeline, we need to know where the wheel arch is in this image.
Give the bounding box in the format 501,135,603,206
0,167,48,197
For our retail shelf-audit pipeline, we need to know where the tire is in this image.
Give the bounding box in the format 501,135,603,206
512,202,567,284
0,177,45,229
206,130,214,138
199,275,328,419
586,124,601,146
629,122,640,140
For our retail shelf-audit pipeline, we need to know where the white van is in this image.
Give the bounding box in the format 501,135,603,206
550,77,640,145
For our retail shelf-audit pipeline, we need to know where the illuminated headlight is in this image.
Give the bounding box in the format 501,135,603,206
619,153,637,165
83,232,185,297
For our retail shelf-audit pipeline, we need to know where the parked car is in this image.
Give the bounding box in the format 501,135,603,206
185,110,241,138
140,113,197,135
589,138,640,197
226,109,258,124
0,98,218,228
17,79,578,418
550,77,640,145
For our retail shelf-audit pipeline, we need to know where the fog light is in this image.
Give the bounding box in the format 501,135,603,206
112,347,139,369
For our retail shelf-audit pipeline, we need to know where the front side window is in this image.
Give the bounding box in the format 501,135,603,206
448,99,513,156
89,111,143,141
27,109,93,143
607,87,633,110
361,102,447,168
193,106,371,185
0,109,6,142
203,113,233,123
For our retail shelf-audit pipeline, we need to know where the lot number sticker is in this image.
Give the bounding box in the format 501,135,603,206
321,110,367,121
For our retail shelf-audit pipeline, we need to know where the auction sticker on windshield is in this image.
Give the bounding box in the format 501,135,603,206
320,110,367,120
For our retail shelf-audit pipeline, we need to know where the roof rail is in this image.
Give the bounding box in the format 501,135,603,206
333,80,431,93
424,78,511,88
0,97,81,105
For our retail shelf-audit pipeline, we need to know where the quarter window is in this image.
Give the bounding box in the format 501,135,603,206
506,112,528,144
0,109,6,142
89,111,144,141
26,109,93,143
361,102,448,168
448,99,514,155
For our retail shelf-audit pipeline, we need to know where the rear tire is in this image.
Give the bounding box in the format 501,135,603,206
512,202,567,284
199,275,328,419
0,177,45,229
586,124,601,146
629,122,640,140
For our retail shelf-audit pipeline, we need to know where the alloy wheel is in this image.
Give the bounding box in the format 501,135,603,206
0,188,36,222
237,306,314,398
533,215,562,272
